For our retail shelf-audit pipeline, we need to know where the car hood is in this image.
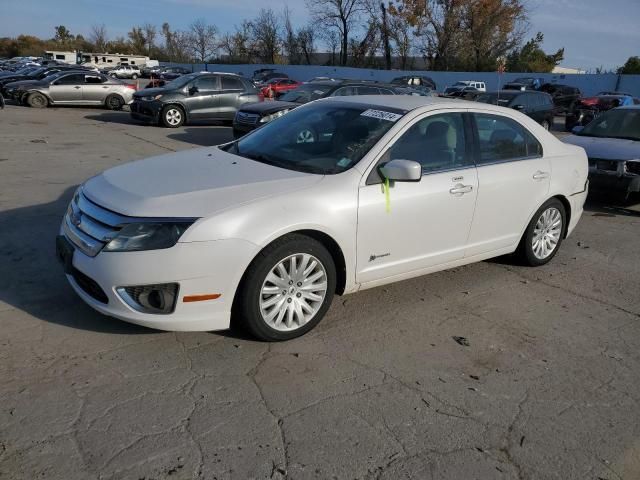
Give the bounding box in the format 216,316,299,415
239,101,299,115
133,87,170,98
82,147,323,218
5,79,45,88
563,135,640,161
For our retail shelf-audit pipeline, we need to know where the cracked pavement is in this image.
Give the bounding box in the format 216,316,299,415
1,105,639,479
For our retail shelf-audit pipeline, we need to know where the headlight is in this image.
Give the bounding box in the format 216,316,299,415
140,94,162,101
103,222,194,252
259,109,290,123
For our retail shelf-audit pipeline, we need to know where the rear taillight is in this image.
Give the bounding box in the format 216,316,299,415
125,84,137,90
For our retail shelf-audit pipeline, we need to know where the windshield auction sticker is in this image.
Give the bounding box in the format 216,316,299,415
360,109,402,122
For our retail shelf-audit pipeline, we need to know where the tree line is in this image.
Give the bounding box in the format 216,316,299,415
2,0,623,74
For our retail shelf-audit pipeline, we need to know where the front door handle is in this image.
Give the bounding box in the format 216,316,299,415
533,171,550,180
449,183,473,195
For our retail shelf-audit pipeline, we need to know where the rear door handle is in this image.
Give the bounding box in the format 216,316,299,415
533,171,550,180
449,183,473,195
74,86,81,89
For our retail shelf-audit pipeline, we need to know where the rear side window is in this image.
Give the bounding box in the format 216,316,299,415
85,75,106,84
474,114,542,164
356,86,381,95
221,76,244,91
54,74,85,85
333,86,357,96
194,76,218,90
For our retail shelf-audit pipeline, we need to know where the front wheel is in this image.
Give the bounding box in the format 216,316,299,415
160,105,185,128
517,199,566,266
237,234,336,341
27,92,47,108
105,94,124,110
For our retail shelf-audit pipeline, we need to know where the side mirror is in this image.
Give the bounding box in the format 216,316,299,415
379,159,422,182
512,104,525,111
188,86,198,95
571,126,584,135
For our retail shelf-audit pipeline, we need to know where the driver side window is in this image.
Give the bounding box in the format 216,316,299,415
385,113,470,174
194,76,218,91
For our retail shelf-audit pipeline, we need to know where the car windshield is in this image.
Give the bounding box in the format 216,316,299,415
279,84,333,104
227,102,405,174
163,73,198,89
578,109,640,141
475,93,513,106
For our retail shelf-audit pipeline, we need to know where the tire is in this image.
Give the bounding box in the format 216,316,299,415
237,234,336,341
517,198,566,267
160,105,185,128
131,74,138,80
105,94,124,111
27,92,47,108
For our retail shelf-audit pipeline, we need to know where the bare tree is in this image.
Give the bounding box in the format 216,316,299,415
306,0,367,66
189,18,218,63
162,23,192,62
219,21,253,63
251,8,280,64
321,29,340,65
128,27,147,55
142,23,157,57
297,25,316,65
282,6,300,64
89,24,108,52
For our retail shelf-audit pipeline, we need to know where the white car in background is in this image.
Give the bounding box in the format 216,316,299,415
57,96,588,340
453,80,487,92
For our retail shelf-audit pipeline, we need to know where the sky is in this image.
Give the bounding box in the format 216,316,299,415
1,0,639,71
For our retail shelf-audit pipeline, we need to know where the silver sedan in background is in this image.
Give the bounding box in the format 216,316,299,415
9,71,136,110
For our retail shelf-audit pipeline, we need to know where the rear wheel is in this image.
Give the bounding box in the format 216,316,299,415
517,198,566,266
105,94,124,111
237,234,336,341
27,92,47,108
160,105,185,128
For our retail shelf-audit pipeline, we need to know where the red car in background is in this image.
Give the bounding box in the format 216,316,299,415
261,78,301,98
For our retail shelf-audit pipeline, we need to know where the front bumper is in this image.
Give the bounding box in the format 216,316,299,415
130,100,162,122
588,160,640,197
58,229,257,331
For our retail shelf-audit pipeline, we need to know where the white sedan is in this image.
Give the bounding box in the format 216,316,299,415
57,96,588,340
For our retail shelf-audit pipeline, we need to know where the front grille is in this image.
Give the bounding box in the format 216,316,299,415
64,191,124,257
235,111,260,125
626,161,640,175
72,267,109,304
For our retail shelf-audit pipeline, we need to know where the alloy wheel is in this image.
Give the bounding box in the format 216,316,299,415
259,253,328,331
532,207,562,260
165,108,182,126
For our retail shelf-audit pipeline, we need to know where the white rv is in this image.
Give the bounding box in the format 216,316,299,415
43,51,77,64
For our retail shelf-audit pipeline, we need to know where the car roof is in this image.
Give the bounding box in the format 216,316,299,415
317,94,497,112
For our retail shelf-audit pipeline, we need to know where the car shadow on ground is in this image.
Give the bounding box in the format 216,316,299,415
85,112,139,125
0,187,251,338
166,127,234,147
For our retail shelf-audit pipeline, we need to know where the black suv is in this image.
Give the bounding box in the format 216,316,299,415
540,83,581,112
130,72,261,128
232,80,398,138
474,90,555,130
159,66,192,81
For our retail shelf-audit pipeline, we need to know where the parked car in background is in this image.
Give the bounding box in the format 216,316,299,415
443,85,479,99
57,96,588,339
390,75,437,91
130,72,261,128
540,83,581,112
261,78,302,98
109,64,141,79
564,106,640,199
475,90,555,130
0,65,94,95
8,71,136,109
232,80,398,138
159,66,192,81
141,65,162,78
503,77,545,91
565,94,640,131
253,71,289,87
451,80,486,92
